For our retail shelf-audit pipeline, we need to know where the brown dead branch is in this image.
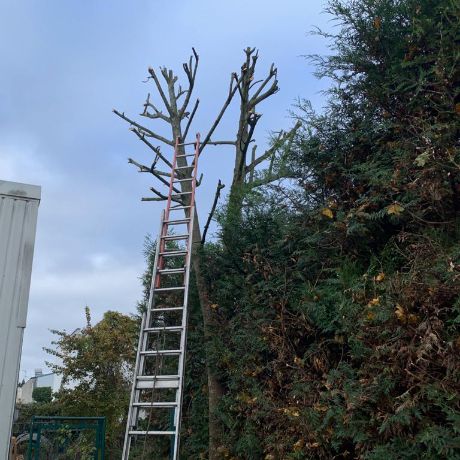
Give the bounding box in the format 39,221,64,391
179,48,199,118
245,121,301,174
127,158,170,179
249,145,257,183
199,72,242,154
130,129,173,169
141,93,170,122
202,179,225,244
147,67,172,115
113,109,173,146
249,63,278,107
183,98,200,142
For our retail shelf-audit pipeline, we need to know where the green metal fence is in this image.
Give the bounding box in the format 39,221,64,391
27,416,105,460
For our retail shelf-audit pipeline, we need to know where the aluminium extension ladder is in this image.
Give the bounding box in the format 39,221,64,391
122,134,200,460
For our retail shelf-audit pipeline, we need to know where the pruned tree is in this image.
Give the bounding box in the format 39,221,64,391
114,46,300,458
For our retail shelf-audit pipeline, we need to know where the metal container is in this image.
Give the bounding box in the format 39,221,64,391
0,180,40,457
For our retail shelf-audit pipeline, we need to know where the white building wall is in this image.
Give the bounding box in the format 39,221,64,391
16,372,63,405
36,372,63,394
0,181,40,459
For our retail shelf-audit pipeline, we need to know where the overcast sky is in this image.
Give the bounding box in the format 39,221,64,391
0,0,333,380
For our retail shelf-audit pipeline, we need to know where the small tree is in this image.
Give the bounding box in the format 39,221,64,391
32,387,52,404
45,308,138,457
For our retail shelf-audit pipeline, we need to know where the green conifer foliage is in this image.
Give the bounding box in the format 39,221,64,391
192,0,460,458
32,386,52,404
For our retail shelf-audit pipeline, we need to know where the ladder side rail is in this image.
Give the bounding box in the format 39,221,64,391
121,312,146,459
188,134,200,216
172,134,200,459
122,210,166,460
123,133,200,460
164,137,180,222
172,202,195,459
156,138,180,288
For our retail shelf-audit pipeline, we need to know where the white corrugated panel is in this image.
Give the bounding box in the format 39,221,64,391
0,180,40,457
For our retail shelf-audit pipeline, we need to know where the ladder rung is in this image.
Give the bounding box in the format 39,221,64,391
129,430,175,436
150,306,183,312
169,205,191,210
136,375,180,389
154,286,185,292
140,349,182,356
161,234,189,241
159,250,187,257
158,268,185,275
171,191,192,196
137,374,179,381
132,401,178,408
164,218,191,224
176,153,195,157
144,326,183,333
175,165,193,170
177,142,196,146
173,177,193,183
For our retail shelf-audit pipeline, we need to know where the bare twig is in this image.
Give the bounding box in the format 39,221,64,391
142,197,164,201
130,129,173,169
128,158,151,173
245,121,301,174
128,158,178,190
150,187,169,201
147,67,172,115
113,109,174,146
249,79,264,90
141,93,170,122
240,112,261,159
202,180,225,244
150,187,183,204
249,145,257,183
206,141,236,146
176,85,188,100
249,170,297,188
199,72,242,154
233,72,244,99
249,63,279,107
183,98,200,142
128,158,171,177
179,48,199,118
152,170,181,193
